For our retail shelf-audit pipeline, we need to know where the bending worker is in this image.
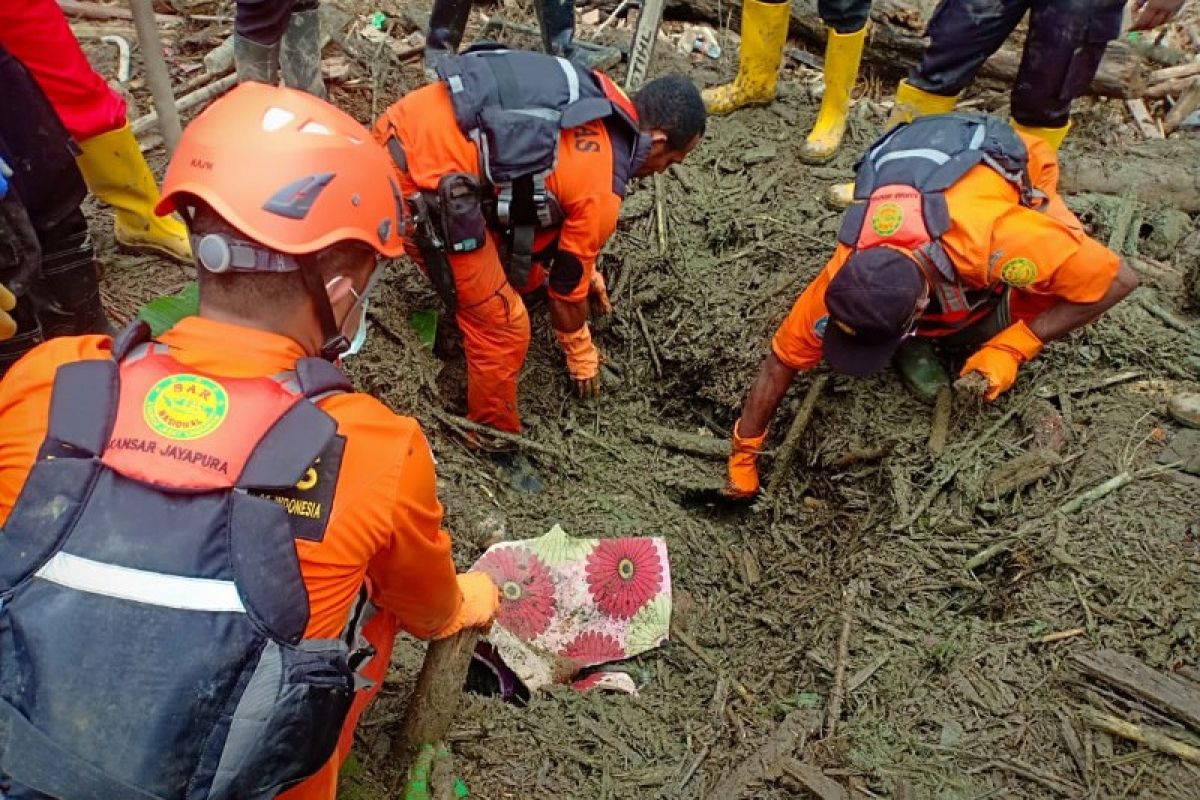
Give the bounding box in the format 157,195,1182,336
703,0,872,164
828,0,1187,206
724,113,1138,498
0,84,497,799
375,48,705,435
0,0,191,262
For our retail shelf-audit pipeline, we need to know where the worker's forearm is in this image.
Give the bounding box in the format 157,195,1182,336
1027,259,1139,344
738,352,798,437
549,295,589,333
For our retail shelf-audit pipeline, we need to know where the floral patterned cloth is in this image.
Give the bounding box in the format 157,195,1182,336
472,525,672,694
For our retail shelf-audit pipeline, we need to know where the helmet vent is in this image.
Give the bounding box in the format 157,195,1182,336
300,121,333,136
262,107,295,131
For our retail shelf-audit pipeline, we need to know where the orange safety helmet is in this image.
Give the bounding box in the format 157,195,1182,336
156,82,405,259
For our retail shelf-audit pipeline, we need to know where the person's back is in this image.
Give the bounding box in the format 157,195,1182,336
0,83,497,800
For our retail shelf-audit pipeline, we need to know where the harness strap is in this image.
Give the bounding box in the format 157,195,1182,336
43,360,118,459
341,586,381,690
111,320,152,360
0,699,166,800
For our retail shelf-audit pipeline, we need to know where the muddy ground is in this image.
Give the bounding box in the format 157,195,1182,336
81,3,1200,797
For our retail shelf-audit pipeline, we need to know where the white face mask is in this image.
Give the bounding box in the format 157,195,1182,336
329,265,385,360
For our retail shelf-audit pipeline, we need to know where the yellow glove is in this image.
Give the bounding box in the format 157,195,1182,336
0,283,15,341
958,321,1043,401
431,572,499,640
723,418,767,499
555,325,601,398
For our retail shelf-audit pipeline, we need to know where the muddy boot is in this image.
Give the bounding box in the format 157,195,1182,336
491,451,544,494
0,301,44,378
280,8,326,98
424,0,472,80
234,33,280,85
38,213,114,338
894,337,949,405
1169,393,1200,429
534,0,576,58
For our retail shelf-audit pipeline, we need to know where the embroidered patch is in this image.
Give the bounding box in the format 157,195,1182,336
999,256,1038,287
814,315,829,339
143,374,229,441
870,202,904,237
251,435,345,542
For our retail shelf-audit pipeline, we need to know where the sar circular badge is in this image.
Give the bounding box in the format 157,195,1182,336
999,257,1038,288
870,202,904,237
143,374,229,441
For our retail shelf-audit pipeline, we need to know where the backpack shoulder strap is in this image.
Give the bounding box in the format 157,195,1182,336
41,359,119,460
294,357,352,400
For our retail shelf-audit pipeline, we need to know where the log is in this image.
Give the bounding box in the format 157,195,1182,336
391,629,482,773
129,0,182,155
668,0,1151,98
1058,139,1200,213
1073,650,1200,732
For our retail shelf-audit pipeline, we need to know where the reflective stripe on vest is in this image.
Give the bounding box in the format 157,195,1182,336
35,551,246,613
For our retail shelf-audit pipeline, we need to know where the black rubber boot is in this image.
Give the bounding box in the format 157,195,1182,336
38,211,114,338
534,0,576,59
0,301,44,378
424,0,472,78
234,34,280,85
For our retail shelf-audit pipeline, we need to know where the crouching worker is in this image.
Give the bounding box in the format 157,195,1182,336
375,48,705,435
724,113,1138,498
0,84,498,800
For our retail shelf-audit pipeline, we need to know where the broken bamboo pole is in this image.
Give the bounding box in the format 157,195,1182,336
390,628,484,780
129,0,182,155
765,374,829,496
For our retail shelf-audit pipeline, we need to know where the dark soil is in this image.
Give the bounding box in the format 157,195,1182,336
81,3,1200,798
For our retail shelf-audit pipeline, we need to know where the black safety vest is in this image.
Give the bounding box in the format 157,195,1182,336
0,322,372,800
838,113,1044,334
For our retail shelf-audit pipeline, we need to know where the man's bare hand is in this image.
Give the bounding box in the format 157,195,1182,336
572,373,602,399
589,270,612,316
1131,0,1185,30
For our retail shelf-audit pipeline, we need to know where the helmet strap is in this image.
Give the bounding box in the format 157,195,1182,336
297,254,350,361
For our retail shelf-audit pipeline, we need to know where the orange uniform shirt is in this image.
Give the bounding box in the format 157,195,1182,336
379,82,624,303
772,134,1121,371
0,317,462,640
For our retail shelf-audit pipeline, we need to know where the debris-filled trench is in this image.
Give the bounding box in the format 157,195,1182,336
79,1,1200,797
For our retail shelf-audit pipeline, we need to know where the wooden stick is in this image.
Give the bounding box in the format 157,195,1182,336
1078,708,1200,764
1037,627,1087,645
653,173,668,254
428,407,572,463
765,374,829,496
129,0,182,154
1058,472,1133,515
1165,78,1200,134
58,0,180,24
825,583,857,739
635,306,663,379
1073,650,1200,730
130,73,238,138
1148,61,1200,84
928,386,951,456
391,628,483,780
1124,99,1164,139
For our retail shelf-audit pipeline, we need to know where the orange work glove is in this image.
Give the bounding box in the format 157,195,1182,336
0,283,15,341
588,270,612,315
431,572,500,640
958,320,1044,401
555,325,601,398
724,418,767,499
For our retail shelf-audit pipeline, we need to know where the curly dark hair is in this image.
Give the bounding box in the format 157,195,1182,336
632,75,707,150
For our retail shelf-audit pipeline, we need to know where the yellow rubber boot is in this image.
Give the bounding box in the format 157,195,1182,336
826,79,960,207
75,122,192,264
799,26,867,164
1010,119,1071,150
702,0,791,115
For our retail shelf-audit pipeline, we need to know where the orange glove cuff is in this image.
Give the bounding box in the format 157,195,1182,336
988,320,1043,363
432,572,499,640
732,418,767,454
555,325,599,380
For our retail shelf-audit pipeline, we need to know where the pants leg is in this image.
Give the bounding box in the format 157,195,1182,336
1010,0,1126,127
817,0,873,34
425,0,473,60
909,0,1031,97
235,0,315,45
534,0,577,58
0,0,127,141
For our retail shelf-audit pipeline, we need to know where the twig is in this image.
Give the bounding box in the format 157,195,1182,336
928,386,951,456
428,407,575,464
635,307,663,378
58,0,180,24
987,758,1083,797
765,374,829,496
846,654,889,693
825,583,858,739
653,172,668,254
677,745,709,790
1038,370,1143,400
130,0,182,154
1135,292,1200,341
1056,709,1091,787
1165,77,1200,134
130,74,238,138
673,630,753,703
1078,708,1200,765
1058,472,1133,515
1036,627,1087,645
964,539,1013,571
1070,574,1096,633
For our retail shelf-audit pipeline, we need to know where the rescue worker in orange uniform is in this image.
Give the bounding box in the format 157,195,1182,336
723,114,1139,498
375,49,705,436
0,84,498,799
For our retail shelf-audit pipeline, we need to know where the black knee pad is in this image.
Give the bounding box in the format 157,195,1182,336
818,0,871,34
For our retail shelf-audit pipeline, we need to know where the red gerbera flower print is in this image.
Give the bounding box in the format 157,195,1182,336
561,631,625,668
584,538,663,620
475,546,555,640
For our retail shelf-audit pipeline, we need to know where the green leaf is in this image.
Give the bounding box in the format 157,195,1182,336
410,308,439,350
138,282,198,337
